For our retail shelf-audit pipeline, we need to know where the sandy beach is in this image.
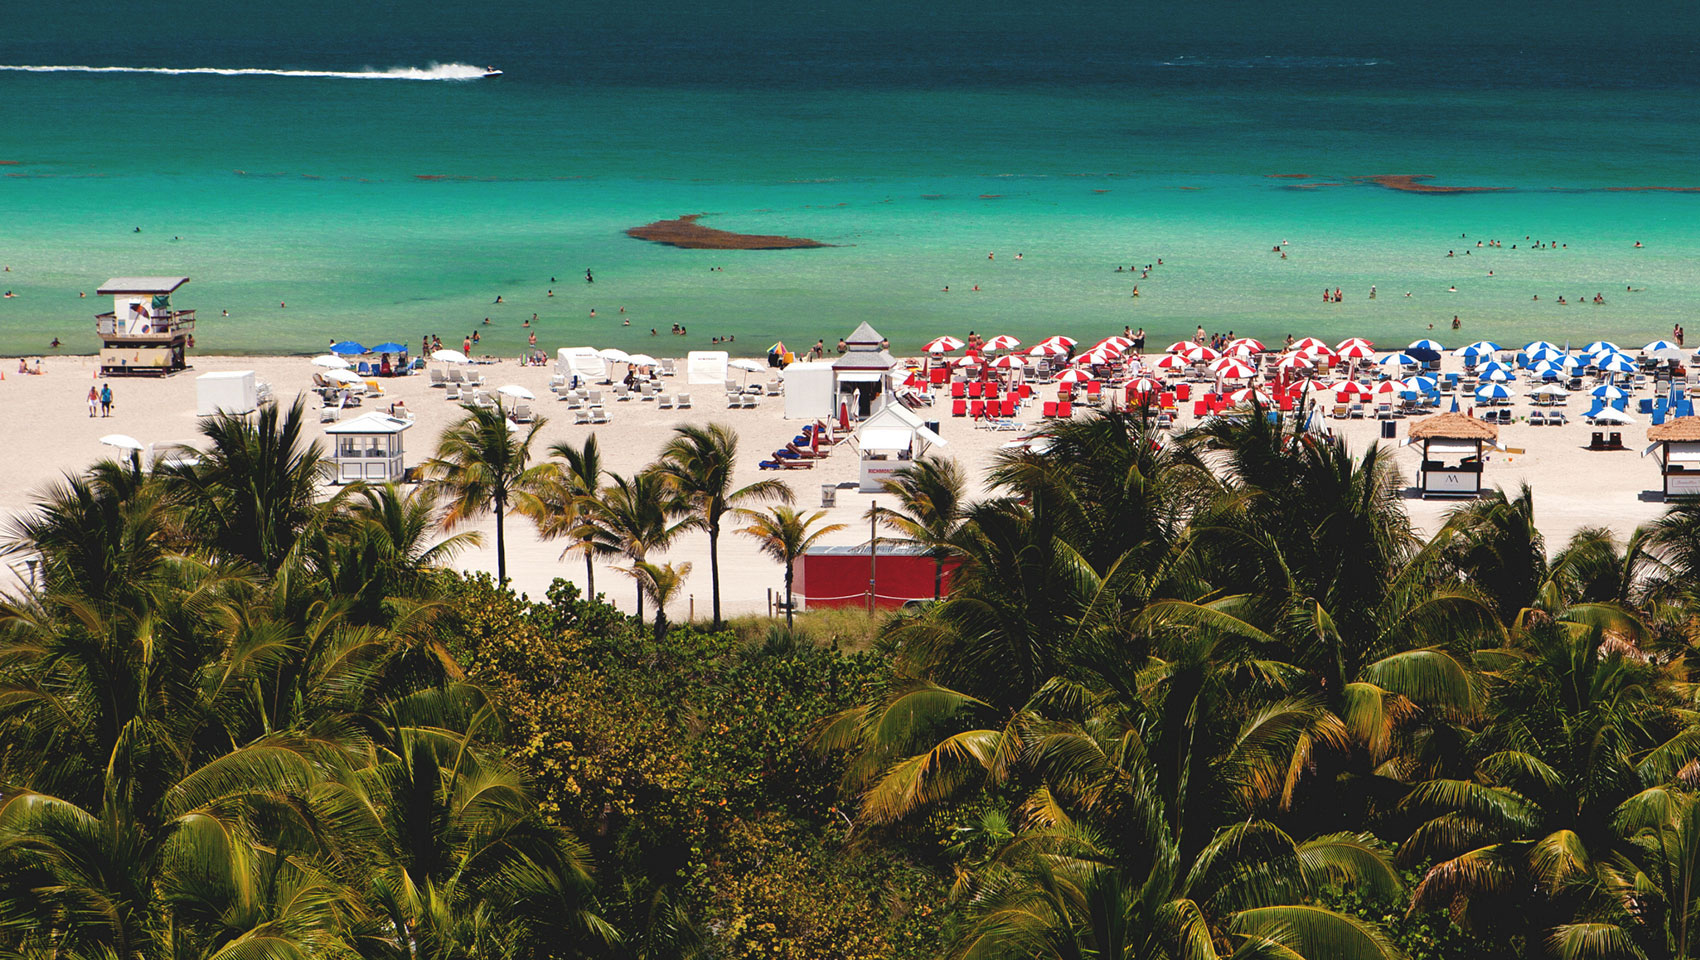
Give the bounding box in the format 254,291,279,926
0,349,1673,617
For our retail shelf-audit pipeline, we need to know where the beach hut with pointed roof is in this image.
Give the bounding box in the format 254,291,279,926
1643,417,1700,498
833,321,899,416
1405,411,1499,498
95,276,196,376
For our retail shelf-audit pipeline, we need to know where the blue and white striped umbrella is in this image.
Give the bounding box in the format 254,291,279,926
1475,383,1514,400
1529,360,1564,377
1644,340,1680,353
1377,353,1418,369
1582,340,1620,355
1408,339,1446,351
1554,355,1583,370
1591,383,1630,400
1597,353,1638,374
1480,367,1512,382
1479,360,1515,377
1521,346,1565,365
1524,340,1560,353
1403,376,1439,393
1456,342,1499,359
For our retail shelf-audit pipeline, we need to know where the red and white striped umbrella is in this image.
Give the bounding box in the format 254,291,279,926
1153,353,1190,371
1127,376,1162,394
983,335,1022,351
1076,349,1119,366
1090,339,1127,356
953,354,982,367
1185,344,1222,362
1209,357,1255,378
1336,337,1374,353
1298,345,1338,365
1055,369,1095,383
1165,341,1196,354
1228,386,1274,405
1331,380,1371,397
1041,335,1078,348
1373,379,1403,394
1097,335,1133,350
987,354,1027,368
1228,337,1267,353
1336,342,1377,360
1223,342,1261,358
1027,343,1069,357
1274,353,1313,371
1291,337,1329,352
923,335,965,353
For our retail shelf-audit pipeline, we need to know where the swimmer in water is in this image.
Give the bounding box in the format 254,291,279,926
494,295,503,304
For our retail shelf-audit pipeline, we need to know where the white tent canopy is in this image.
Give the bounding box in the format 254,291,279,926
556,347,607,382
687,350,730,385
854,403,946,453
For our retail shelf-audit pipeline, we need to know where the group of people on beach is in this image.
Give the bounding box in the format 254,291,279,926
86,384,113,417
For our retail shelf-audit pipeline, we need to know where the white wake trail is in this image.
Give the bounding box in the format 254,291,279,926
0,62,490,81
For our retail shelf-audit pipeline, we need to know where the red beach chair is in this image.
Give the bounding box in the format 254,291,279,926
1043,401,1058,418
952,399,967,417
970,399,986,418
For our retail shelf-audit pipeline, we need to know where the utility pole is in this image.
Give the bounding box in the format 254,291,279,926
868,501,878,617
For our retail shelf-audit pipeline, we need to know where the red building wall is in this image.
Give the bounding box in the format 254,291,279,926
794,548,959,610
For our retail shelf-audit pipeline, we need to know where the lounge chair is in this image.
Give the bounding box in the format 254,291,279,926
677,393,692,408
661,358,677,375
613,384,631,401
444,384,462,401
590,406,610,424
766,380,784,396
656,394,674,409
429,369,448,387
743,394,761,409
759,458,814,470
1548,411,1566,426
448,368,466,384
1529,410,1546,426
510,403,534,423
574,408,591,425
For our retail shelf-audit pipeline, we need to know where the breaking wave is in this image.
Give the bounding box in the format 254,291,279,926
0,62,491,81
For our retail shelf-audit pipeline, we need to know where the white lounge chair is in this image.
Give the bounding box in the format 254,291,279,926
429,369,448,387
574,408,591,424
589,406,610,424
613,384,631,401
445,385,462,401
742,394,761,409
676,393,692,409
510,403,534,423
656,394,674,409
660,358,677,376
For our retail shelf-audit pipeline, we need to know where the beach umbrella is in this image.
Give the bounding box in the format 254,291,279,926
923,335,965,353
1450,395,1461,413
1408,339,1445,351
431,349,469,364
1335,342,1376,360
311,355,350,369
1165,341,1195,354
1028,343,1069,357
1590,383,1630,401
627,353,660,368
1336,337,1374,353
1530,383,1568,397
1406,347,1442,364
1529,360,1564,378
370,341,407,354
1208,357,1254,378
1095,335,1130,350
1593,407,1636,425
1643,340,1679,354
497,384,535,401
1042,335,1079,348
728,358,764,372
1479,367,1512,382
99,434,145,452
1291,337,1329,352
1523,340,1560,354
1373,379,1404,394
1377,353,1417,369
598,347,632,363
1479,360,1515,377
987,355,1027,369
322,369,364,385
1088,341,1126,358
1056,369,1095,384
1185,344,1222,362
1582,341,1620,355
330,341,367,355
1224,342,1260,358
1274,353,1313,372
1403,376,1439,393
1597,353,1637,374
1456,344,1493,361
1153,354,1190,371
952,355,981,368
1228,387,1273,405
1127,376,1161,393
1521,346,1564,365
1465,340,1502,353
1077,349,1118,365
1228,337,1266,352
1475,383,1513,401
1297,343,1337,361
983,335,1021,351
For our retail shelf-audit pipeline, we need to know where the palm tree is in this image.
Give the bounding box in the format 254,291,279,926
159,396,337,572
656,423,792,628
736,506,844,627
425,403,545,585
577,470,687,621
2,458,173,606
516,435,606,599
873,456,967,600
621,560,692,640
305,482,482,623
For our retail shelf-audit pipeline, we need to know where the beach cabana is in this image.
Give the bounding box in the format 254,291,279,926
834,322,899,417
325,412,414,484
195,371,257,416
1404,411,1499,499
853,403,945,492
1644,417,1700,498
687,350,730,386
556,347,607,384
95,276,196,376
781,361,836,419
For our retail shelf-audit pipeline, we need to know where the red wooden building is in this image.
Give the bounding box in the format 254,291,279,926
794,544,959,611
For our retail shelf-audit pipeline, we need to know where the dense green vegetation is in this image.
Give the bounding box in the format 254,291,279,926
8,400,1700,959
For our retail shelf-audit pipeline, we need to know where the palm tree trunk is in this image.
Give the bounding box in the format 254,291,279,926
708,520,722,628
584,550,595,598
784,568,795,627
495,501,507,585
636,580,644,622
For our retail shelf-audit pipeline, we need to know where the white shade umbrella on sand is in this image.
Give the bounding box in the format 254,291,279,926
322,369,365,386
497,384,535,401
626,354,660,368
1530,383,1568,397
729,358,764,372
1593,407,1636,425
100,434,145,452
431,349,469,364
311,355,351,369
598,347,633,363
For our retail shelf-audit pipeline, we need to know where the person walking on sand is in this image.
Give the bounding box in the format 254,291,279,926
99,383,113,417
87,386,99,418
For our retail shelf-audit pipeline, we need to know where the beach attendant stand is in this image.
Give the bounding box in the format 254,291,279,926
1643,417,1700,498
325,412,414,484
852,403,946,492
96,276,196,376
1402,411,1498,499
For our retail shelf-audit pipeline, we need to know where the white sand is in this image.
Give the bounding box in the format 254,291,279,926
0,353,1668,619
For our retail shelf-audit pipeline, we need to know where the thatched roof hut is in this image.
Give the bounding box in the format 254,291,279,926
1647,417,1700,442
1407,411,1499,441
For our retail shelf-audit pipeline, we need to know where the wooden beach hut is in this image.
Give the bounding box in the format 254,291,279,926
1643,417,1700,498
95,276,197,376
1405,411,1498,499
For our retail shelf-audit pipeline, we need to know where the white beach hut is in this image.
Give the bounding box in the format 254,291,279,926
556,347,607,384
853,403,946,492
325,412,414,484
687,350,731,385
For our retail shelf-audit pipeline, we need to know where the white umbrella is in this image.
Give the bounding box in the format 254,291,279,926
626,353,660,368
431,349,469,364
322,369,364,385
1530,383,1568,397
311,355,351,369
598,347,632,363
99,434,145,451
1593,407,1636,425
728,358,764,372
498,384,535,401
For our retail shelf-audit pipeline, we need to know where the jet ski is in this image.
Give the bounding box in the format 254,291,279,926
482,66,503,78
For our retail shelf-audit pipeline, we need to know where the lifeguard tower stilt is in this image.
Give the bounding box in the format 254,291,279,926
96,276,196,376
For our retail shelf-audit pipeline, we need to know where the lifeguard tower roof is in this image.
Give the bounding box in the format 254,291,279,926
98,277,190,296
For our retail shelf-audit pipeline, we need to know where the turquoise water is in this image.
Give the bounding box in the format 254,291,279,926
2,7,1697,356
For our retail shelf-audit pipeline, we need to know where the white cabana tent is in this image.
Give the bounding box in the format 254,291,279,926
853,403,946,492
781,361,836,419
195,370,257,416
556,347,607,383
687,350,730,385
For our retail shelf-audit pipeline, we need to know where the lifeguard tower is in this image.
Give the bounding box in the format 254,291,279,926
96,276,196,376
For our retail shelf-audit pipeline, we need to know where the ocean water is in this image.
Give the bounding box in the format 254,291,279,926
1,3,1697,357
